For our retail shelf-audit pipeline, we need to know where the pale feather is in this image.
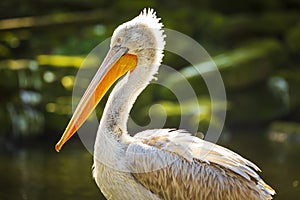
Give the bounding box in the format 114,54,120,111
125,129,275,200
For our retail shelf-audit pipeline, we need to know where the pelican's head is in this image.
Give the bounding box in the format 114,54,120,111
110,8,165,66
55,8,165,152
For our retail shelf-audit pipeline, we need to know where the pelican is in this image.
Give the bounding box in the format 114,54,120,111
55,8,275,200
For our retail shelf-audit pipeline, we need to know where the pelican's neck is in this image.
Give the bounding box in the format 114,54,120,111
93,9,165,167
99,49,163,139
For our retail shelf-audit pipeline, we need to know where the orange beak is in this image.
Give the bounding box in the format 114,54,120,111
55,45,137,152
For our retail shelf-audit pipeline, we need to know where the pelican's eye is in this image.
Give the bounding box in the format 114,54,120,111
116,37,122,45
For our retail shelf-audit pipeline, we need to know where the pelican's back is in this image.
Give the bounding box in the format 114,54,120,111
125,129,275,200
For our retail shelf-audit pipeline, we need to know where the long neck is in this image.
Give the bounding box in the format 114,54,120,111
93,59,157,169
99,49,163,138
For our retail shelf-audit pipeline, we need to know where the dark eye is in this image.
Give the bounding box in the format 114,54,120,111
116,38,122,44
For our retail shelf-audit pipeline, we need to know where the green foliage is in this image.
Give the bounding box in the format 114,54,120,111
286,23,300,54
0,0,300,138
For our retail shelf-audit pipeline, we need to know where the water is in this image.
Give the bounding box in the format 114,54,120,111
0,140,104,200
0,131,299,200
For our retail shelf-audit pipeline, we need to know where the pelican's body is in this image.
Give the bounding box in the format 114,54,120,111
56,9,275,200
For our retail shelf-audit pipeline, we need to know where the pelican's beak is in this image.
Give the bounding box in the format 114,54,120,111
55,46,137,152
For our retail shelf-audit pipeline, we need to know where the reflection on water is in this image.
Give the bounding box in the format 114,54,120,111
0,141,104,200
0,131,299,200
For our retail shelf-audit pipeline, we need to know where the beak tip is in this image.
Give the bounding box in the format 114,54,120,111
55,143,62,152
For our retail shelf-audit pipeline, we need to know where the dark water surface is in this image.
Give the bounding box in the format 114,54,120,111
0,141,104,200
0,131,299,200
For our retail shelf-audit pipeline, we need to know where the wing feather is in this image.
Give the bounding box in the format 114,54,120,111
126,129,275,199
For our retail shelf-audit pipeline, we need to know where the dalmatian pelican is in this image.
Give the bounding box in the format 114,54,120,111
55,8,275,200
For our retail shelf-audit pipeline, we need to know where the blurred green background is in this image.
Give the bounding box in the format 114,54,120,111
0,0,300,199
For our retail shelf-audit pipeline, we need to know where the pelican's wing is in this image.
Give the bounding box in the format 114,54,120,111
126,129,275,200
